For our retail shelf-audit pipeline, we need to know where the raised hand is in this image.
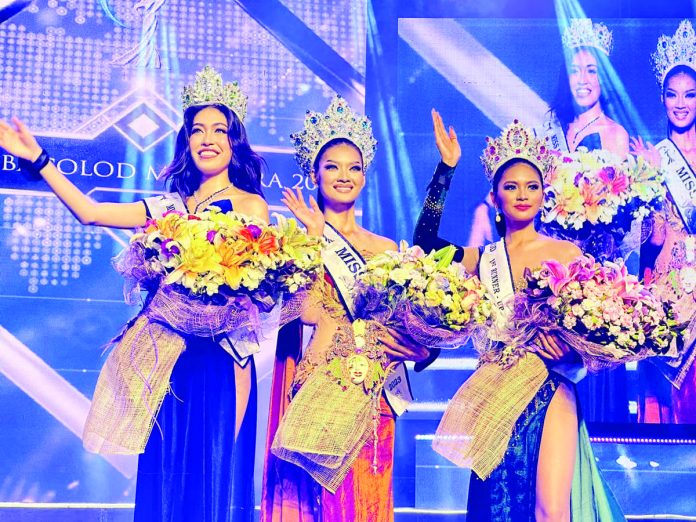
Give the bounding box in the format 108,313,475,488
432,108,460,167
0,117,43,161
630,136,661,169
281,187,325,236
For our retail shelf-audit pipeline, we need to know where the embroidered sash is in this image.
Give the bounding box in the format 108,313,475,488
657,138,696,235
322,223,414,415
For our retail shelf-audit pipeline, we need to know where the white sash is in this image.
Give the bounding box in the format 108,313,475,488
536,115,570,154
143,192,188,218
322,223,414,415
657,138,696,235
478,240,515,324
322,223,366,320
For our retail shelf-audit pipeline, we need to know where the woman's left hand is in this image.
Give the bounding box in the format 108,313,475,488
532,332,575,362
378,328,430,363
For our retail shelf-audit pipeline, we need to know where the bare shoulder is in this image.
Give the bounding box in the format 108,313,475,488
603,118,630,154
538,236,581,263
363,229,398,254
233,192,269,222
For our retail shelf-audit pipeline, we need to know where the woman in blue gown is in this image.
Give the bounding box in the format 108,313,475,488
413,111,626,521
0,66,268,522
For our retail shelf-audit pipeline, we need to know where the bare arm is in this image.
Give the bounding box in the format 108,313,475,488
0,117,148,228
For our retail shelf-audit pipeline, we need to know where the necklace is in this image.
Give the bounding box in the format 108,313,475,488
571,113,602,147
192,185,233,213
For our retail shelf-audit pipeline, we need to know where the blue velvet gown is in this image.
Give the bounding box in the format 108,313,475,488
134,199,256,522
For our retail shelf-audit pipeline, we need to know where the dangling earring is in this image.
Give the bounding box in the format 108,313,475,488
495,213,502,223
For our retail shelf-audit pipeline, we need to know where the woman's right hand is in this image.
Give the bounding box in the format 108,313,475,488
630,136,661,169
0,117,43,161
432,108,460,167
281,187,325,236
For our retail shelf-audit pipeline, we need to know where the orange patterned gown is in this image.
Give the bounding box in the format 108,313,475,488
261,271,396,522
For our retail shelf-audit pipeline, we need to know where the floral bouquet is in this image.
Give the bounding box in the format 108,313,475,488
497,255,678,371
83,209,322,455
119,207,322,307
433,254,680,480
272,243,492,492
542,149,664,261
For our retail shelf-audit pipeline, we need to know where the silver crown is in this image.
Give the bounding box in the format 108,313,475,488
562,18,613,56
652,20,696,88
291,95,377,174
181,66,248,122
481,120,556,182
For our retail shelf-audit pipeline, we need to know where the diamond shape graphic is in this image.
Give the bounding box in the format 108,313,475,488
113,102,177,152
128,113,160,138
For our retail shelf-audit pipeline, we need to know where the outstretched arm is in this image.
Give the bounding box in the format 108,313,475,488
0,117,148,228
412,109,478,274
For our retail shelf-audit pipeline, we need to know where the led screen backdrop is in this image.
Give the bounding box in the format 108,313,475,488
0,0,367,503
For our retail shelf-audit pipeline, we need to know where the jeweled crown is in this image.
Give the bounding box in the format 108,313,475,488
562,18,613,56
181,66,248,122
652,20,696,89
481,120,556,182
291,95,377,174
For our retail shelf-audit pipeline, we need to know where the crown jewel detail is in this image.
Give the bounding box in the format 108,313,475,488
181,66,248,122
291,95,377,174
652,20,696,88
562,18,613,56
481,120,556,182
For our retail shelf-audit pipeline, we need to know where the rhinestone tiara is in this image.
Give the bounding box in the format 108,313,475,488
181,66,248,122
562,18,613,57
291,95,377,174
480,120,556,182
652,19,696,89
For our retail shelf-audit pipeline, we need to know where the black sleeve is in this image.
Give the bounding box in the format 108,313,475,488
412,161,464,263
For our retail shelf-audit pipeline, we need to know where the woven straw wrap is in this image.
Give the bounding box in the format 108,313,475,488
433,352,548,480
271,371,375,493
433,315,680,479
271,318,389,493
84,285,307,455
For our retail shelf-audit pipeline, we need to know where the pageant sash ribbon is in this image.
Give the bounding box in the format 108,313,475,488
322,223,414,415
322,222,366,320
479,240,515,325
536,115,570,153
143,192,188,217
657,138,696,235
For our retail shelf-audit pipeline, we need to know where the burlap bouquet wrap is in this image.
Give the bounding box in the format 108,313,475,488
434,284,682,480
270,320,388,493
83,285,305,455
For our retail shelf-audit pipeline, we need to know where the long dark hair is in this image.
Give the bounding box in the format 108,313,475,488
162,104,265,198
549,46,612,131
311,137,363,211
491,158,543,237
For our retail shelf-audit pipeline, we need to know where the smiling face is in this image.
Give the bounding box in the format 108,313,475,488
492,160,544,226
188,106,233,178
568,49,602,110
312,140,365,208
664,70,696,130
